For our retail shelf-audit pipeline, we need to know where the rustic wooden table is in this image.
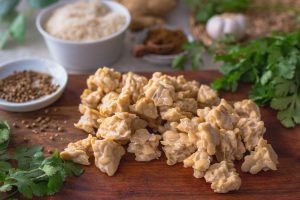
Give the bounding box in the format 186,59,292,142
1,71,299,200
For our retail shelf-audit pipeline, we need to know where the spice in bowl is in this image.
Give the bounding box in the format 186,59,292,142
132,27,188,57
0,70,58,103
45,1,126,42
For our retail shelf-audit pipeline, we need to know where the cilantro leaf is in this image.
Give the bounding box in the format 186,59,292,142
0,0,20,17
212,31,300,128
27,0,58,8
10,13,25,42
0,121,10,153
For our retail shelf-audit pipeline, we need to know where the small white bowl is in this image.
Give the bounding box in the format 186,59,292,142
0,58,68,112
36,0,131,72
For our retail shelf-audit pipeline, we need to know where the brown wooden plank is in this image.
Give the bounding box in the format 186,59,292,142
0,71,299,200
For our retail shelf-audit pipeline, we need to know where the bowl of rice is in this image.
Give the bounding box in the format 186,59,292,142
36,0,131,72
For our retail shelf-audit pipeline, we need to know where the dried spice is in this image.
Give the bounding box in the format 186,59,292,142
133,27,188,57
0,70,58,103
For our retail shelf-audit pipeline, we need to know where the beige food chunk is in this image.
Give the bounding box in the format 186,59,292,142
183,149,212,178
204,161,241,193
144,74,176,107
161,130,196,165
98,91,129,117
60,134,96,165
127,129,161,161
129,97,158,119
174,98,198,113
216,128,246,162
234,99,261,120
206,99,239,130
75,105,101,134
177,80,200,99
241,138,278,174
196,122,220,155
87,67,121,93
97,112,137,141
80,89,104,109
197,107,211,122
176,117,202,134
161,107,192,122
237,118,266,151
121,72,148,103
92,139,125,176
197,85,220,106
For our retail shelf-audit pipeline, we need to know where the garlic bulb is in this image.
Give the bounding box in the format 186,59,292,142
206,13,247,41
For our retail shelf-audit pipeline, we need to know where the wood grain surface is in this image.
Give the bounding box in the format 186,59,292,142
1,71,299,200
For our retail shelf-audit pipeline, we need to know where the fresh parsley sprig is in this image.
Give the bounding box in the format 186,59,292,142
212,31,300,128
186,0,250,23
0,121,84,199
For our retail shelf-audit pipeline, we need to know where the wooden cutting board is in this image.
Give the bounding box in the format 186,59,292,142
1,71,299,200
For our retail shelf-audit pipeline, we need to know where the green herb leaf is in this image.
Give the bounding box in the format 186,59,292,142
0,0,20,17
0,30,10,49
10,13,25,42
172,55,187,70
0,121,10,152
27,0,58,8
212,31,300,128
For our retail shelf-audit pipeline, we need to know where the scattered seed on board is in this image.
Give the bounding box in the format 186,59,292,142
32,130,38,134
13,123,19,128
48,149,53,154
57,127,63,132
21,120,27,124
63,120,67,124
25,124,31,129
49,136,54,141
55,133,59,137
23,137,29,142
44,109,49,114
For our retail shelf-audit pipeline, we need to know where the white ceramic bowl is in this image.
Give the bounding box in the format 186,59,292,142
36,0,131,72
0,58,68,112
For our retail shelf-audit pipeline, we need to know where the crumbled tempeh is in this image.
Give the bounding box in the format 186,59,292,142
197,107,211,122
198,85,220,106
176,117,203,134
241,138,278,174
93,139,125,176
174,98,198,113
97,112,137,141
127,129,161,161
75,105,101,134
206,99,239,130
160,107,193,122
234,99,261,120
80,89,104,109
129,97,158,119
161,130,196,165
216,128,246,162
121,72,148,103
87,67,121,93
237,118,266,151
184,149,212,178
204,161,241,193
60,134,96,165
98,91,129,117
196,122,220,155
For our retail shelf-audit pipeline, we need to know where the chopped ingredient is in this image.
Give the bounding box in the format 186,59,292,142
62,67,278,193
